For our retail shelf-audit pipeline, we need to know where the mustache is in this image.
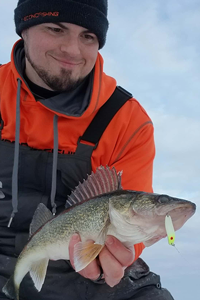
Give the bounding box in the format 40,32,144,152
48,53,83,64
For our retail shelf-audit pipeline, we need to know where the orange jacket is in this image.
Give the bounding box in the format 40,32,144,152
0,40,155,261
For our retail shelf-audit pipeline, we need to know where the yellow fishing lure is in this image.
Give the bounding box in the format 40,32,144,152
165,215,175,246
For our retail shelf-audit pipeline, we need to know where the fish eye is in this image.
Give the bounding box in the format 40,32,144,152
158,195,170,204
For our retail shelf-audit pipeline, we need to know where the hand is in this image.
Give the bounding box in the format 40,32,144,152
69,234,135,287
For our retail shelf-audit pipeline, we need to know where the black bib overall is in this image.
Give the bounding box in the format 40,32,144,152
0,87,174,300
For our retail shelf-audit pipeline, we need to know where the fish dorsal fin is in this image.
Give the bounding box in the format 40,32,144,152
29,203,53,237
66,166,123,207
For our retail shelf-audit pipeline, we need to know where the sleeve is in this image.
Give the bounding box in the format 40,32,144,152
112,121,155,193
92,97,156,259
111,103,156,260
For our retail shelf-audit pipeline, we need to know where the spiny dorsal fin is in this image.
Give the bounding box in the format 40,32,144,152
66,166,123,208
29,203,53,237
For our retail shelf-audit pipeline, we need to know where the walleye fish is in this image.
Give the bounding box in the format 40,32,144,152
2,166,196,300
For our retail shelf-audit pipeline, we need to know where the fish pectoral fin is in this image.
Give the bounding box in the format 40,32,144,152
74,241,104,272
30,258,49,292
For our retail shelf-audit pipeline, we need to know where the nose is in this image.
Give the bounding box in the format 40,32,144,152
60,35,81,57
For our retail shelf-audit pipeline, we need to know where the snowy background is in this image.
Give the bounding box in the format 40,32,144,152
1,1,200,299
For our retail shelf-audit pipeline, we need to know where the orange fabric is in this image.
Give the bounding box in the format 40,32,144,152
133,243,145,262
0,39,156,258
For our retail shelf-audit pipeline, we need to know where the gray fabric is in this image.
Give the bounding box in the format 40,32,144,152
129,287,175,300
50,115,59,215
8,78,22,228
39,72,93,116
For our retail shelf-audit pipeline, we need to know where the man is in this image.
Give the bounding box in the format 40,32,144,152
0,0,174,299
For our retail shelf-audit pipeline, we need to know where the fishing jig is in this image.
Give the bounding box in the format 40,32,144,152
165,214,175,246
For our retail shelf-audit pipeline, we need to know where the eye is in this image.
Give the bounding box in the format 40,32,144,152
158,195,170,204
81,33,97,44
84,34,94,40
48,27,63,33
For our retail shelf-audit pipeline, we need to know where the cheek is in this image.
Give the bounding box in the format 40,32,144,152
27,41,42,60
84,49,98,70
27,37,51,63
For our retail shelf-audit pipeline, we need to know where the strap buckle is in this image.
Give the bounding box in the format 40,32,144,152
77,136,98,150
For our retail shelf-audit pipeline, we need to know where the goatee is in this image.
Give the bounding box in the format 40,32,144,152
24,43,83,92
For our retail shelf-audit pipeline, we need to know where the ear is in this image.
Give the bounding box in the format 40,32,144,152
21,29,28,40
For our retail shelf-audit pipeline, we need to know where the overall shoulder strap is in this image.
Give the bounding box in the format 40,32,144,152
0,64,3,131
0,64,5,132
0,64,2,129
0,64,2,130
0,113,3,136
79,86,132,148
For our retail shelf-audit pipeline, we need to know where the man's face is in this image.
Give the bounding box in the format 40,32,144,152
22,22,99,92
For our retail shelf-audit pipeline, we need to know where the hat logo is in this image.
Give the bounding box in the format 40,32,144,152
23,12,59,22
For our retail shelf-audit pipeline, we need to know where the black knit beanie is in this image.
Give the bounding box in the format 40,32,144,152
14,0,109,49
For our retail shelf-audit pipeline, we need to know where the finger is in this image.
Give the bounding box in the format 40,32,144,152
79,257,101,280
105,236,135,267
69,234,101,280
99,246,124,287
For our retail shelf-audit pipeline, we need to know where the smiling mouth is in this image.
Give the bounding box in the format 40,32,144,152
50,55,82,66
58,60,80,66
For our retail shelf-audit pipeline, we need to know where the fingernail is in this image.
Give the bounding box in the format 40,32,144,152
108,280,120,288
106,236,114,245
72,233,79,241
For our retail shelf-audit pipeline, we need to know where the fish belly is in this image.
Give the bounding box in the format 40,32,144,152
46,240,70,261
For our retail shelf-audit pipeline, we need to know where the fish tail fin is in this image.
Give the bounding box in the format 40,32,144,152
2,275,19,300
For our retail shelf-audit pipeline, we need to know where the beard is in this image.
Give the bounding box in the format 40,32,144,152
24,42,83,92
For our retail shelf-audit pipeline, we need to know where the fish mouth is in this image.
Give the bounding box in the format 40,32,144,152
165,203,196,232
156,197,196,215
132,201,196,247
